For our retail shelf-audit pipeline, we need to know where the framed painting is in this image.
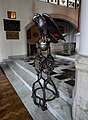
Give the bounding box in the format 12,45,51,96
6,31,19,39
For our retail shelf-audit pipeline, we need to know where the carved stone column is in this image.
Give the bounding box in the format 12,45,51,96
73,0,88,119
73,56,88,120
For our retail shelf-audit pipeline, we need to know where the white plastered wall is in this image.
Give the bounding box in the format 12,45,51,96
0,0,33,62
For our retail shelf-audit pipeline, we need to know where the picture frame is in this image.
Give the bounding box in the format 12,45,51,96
3,19,20,31
7,11,16,19
6,31,19,39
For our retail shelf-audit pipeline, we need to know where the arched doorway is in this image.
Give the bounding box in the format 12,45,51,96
26,17,77,56
51,18,77,55
26,25,40,56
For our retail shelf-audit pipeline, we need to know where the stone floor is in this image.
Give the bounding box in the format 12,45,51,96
0,67,33,120
0,54,77,120
21,56,76,88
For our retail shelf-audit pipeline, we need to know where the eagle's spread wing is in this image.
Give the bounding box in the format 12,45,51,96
32,13,66,43
42,13,66,42
32,13,47,36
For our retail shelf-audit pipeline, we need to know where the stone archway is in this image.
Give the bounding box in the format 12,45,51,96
26,23,40,56
25,13,77,56
25,13,78,32
50,14,78,29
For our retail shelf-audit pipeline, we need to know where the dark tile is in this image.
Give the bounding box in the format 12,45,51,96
57,53,71,56
63,63,69,65
54,69,75,80
54,65,59,67
43,70,58,75
65,80,75,86
29,63,34,67
50,71,58,75
29,63,34,65
54,74,69,80
61,69,75,78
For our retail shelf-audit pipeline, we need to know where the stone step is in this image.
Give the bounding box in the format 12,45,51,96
3,59,72,120
47,97,72,120
5,60,53,99
1,64,58,120
14,59,73,104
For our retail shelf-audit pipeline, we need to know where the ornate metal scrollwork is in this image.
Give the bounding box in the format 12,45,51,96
32,43,59,111
32,13,66,111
